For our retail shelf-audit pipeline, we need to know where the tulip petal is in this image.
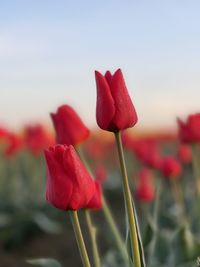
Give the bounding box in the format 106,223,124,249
51,105,90,146
44,147,73,210
95,70,115,130
63,146,95,210
110,69,138,130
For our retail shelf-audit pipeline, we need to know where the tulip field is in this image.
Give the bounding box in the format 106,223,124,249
0,69,200,267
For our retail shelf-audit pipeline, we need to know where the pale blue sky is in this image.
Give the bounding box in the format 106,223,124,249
0,1,200,130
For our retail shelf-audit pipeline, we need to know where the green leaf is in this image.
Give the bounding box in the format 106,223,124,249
172,225,200,265
33,212,61,234
143,218,155,248
154,232,171,264
27,258,62,267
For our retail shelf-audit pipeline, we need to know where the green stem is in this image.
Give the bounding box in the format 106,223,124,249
76,145,129,263
85,210,101,267
102,196,129,264
191,144,200,197
70,211,91,267
115,131,141,267
148,177,161,266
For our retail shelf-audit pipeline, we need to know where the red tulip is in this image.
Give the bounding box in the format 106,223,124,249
95,165,107,183
44,145,95,210
160,156,182,178
51,105,90,146
135,168,155,202
0,127,8,139
134,139,162,169
95,69,138,132
4,132,23,157
86,181,102,209
177,113,200,143
177,144,192,164
24,124,54,154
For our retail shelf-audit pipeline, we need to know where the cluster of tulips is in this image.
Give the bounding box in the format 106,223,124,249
1,69,200,267
42,69,200,266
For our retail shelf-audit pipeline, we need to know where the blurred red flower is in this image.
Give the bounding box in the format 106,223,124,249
177,113,200,143
95,165,107,183
134,139,162,169
4,132,23,157
51,105,90,146
24,124,54,154
177,144,192,164
44,145,95,210
135,168,155,202
0,127,8,139
95,69,137,132
160,156,182,178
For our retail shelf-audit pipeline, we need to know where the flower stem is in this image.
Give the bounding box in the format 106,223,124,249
76,145,128,263
85,210,101,267
102,196,129,264
70,210,91,267
191,144,200,197
115,131,141,267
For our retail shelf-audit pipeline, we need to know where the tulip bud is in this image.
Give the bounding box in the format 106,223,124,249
177,113,200,143
95,69,137,132
160,156,182,178
44,145,95,210
51,105,90,146
135,168,155,202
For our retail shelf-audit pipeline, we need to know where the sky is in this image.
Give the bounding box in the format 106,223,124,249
0,1,200,131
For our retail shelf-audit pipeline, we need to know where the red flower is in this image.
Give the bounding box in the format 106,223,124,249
4,132,23,157
95,165,107,183
134,139,162,169
95,69,138,132
86,181,102,209
51,105,90,146
24,124,54,154
177,113,200,143
135,168,155,202
0,127,8,139
44,145,95,210
177,144,192,164
160,156,182,178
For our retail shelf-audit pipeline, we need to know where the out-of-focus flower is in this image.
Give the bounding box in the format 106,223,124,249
4,132,23,157
0,127,8,139
122,132,137,151
135,168,155,202
95,69,137,132
51,105,90,146
160,156,182,178
24,124,54,154
177,113,200,143
134,139,162,169
86,181,102,209
44,145,95,210
95,165,107,183
177,144,192,164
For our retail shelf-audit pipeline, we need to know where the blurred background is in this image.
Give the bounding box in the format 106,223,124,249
1,1,200,267
1,0,200,131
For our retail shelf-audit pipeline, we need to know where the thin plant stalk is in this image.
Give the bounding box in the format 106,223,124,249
70,210,91,267
76,145,129,264
191,144,200,196
76,145,101,266
170,178,186,221
148,178,162,266
102,196,129,264
85,210,101,267
115,131,141,267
